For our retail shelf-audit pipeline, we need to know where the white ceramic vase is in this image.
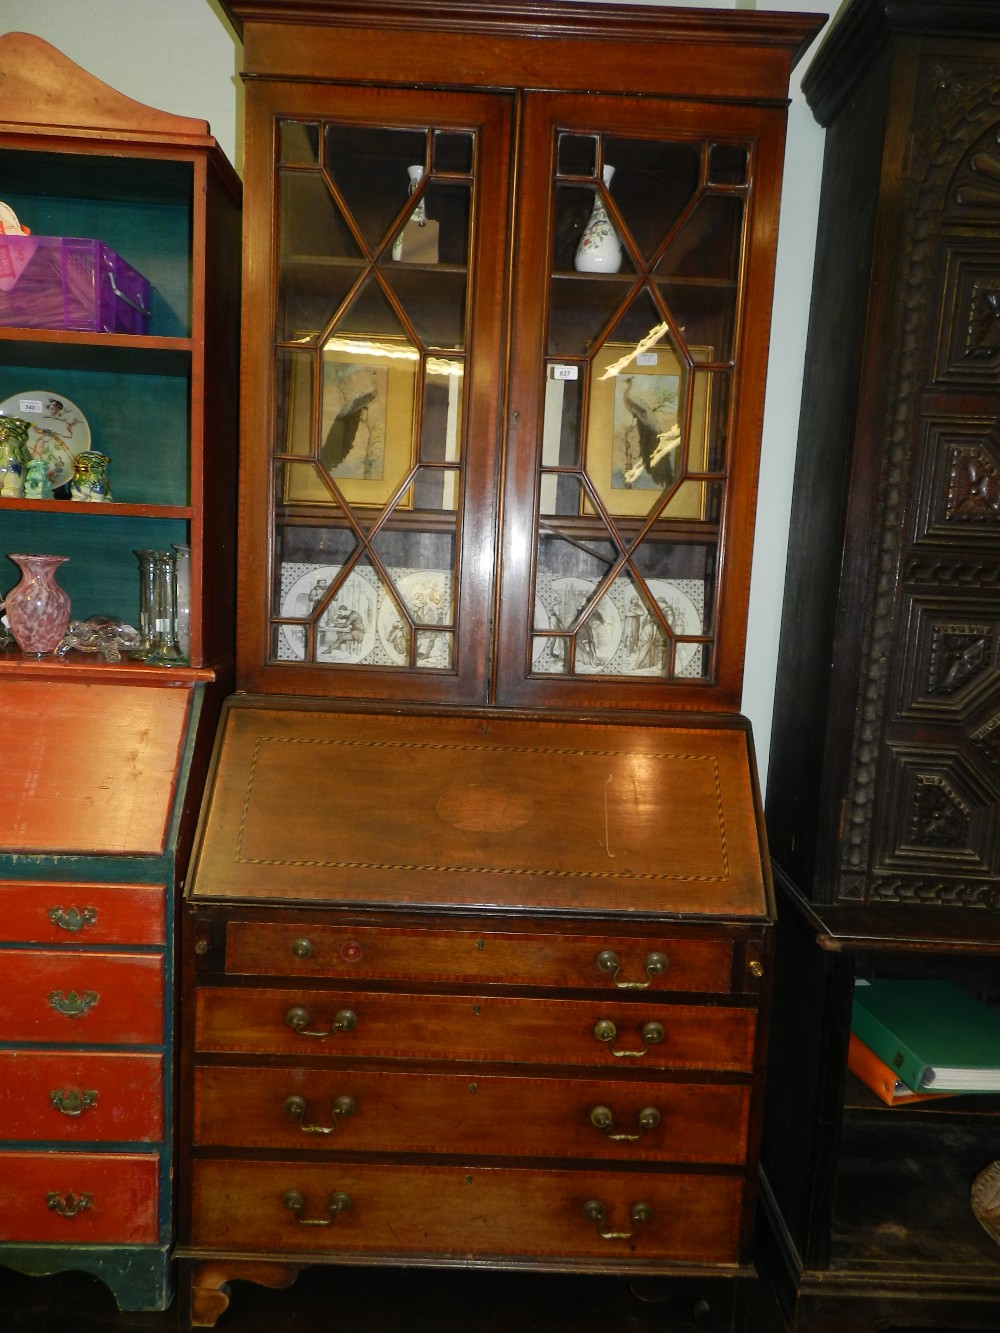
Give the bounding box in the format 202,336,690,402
574,165,622,273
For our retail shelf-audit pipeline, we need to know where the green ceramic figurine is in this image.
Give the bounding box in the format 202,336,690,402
0,416,31,498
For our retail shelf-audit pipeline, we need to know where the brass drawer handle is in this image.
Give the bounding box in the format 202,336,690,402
48,906,98,933
596,949,668,989
285,1005,357,1038
291,938,313,959
583,1199,652,1241
46,1191,92,1218
284,1093,356,1133
48,990,98,1018
592,1018,664,1057
50,1088,99,1117
589,1104,661,1141
282,1189,351,1225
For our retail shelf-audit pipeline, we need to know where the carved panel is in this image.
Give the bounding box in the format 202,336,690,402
910,774,970,847
909,413,1000,546
897,595,999,718
948,442,1000,521
928,622,992,695
872,743,997,877
838,55,1000,897
933,246,1000,383
972,712,1000,776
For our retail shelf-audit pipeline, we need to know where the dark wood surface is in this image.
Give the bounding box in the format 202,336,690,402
0,1259,785,1333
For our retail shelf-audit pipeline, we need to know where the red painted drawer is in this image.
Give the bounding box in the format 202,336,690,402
0,880,166,946
195,987,756,1072
0,1050,163,1142
0,1150,159,1243
0,951,163,1045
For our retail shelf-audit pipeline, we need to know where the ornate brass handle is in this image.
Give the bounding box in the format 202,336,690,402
593,1018,664,1058
48,990,98,1018
596,949,668,989
284,1093,356,1134
285,1005,357,1038
282,1189,351,1225
589,1104,661,1142
46,1191,92,1218
48,906,98,933
50,1088,99,1117
583,1199,653,1240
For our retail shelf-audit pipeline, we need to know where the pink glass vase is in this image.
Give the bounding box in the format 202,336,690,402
3,553,71,654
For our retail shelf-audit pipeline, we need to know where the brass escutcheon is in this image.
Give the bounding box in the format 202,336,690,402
593,1018,664,1058
582,1198,653,1241
284,1093,356,1133
46,1191,92,1218
50,1088,99,1117
285,1006,357,1038
589,1104,661,1142
48,990,98,1018
595,949,668,989
282,1189,351,1225
47,906,98,933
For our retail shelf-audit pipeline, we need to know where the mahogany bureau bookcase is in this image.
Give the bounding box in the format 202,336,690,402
174,4,824,1328
0,34,240,1311
763,1,1000,1329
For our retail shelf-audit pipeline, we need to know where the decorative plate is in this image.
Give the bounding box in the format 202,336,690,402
621,577,702,677
0,389,91,487
534,575,622,675
377,569,453,670
278,564,379,664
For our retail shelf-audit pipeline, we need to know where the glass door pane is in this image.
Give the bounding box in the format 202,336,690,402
498,94,763,709
253,86,511,702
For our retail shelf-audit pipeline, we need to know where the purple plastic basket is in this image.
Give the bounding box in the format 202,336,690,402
0,235,151,333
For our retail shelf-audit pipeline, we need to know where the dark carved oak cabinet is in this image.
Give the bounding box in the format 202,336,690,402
173,3,822,1329
763,2,1000,1330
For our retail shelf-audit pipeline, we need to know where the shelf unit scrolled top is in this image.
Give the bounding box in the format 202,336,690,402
0,30,214,149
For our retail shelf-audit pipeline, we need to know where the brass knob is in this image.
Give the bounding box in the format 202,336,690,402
285,1006,357,1038
582,1198,653,1240
283,1093,357,1134
596,949,669,988
593,1018,664,1058
589,1104,661,1141
291,938,313,959
282,1189,352,1226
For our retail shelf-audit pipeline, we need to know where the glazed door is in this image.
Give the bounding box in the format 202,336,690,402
496,93,789,711
237,82,513,702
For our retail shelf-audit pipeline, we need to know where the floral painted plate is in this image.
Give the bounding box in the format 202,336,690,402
0,389,91,487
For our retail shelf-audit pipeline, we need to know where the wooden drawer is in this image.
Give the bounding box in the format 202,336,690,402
190,1158,743,1263
0,1050,163,1142
195,987,756,1072
0,951,163,1045
0,1150,159,1243
194,1063,750,1163
225,922,734,992
0,880,166,946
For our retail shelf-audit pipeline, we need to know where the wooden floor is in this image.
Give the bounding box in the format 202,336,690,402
0,1260,785,1332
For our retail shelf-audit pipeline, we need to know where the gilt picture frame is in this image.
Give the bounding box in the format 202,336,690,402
282,336,418,509
582,342,712,519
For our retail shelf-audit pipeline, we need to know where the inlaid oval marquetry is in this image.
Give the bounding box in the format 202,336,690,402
435,783,534,833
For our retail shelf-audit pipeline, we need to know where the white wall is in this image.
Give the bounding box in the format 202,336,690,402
2,0,834,788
